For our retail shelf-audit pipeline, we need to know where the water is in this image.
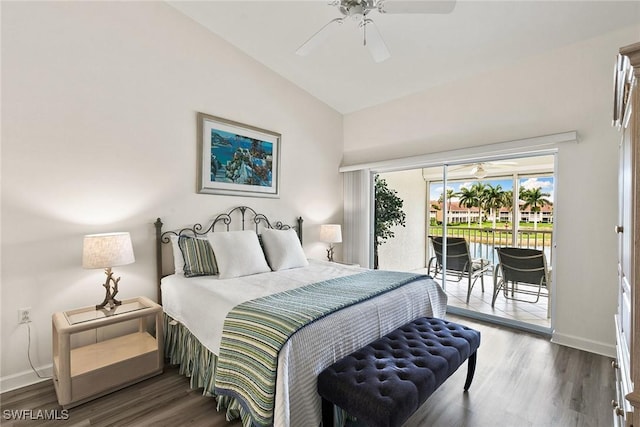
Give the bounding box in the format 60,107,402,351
467,242,552,266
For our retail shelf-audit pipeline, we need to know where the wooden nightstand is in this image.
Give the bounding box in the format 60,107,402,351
52,296,163,408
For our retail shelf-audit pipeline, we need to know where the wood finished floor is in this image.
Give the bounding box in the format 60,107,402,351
1,315,614,427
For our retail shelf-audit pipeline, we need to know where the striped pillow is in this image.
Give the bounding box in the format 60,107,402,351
177,236,218,277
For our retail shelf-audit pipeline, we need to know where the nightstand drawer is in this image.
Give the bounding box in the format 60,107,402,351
70,347,160,403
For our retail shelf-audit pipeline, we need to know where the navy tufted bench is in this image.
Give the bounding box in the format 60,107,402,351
317,317,480,427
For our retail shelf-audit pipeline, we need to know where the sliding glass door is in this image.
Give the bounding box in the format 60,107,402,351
376,154,555,333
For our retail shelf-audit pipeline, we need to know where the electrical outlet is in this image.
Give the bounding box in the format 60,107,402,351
18,307,31,324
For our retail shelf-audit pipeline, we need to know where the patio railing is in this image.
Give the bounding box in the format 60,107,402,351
428,226,553,268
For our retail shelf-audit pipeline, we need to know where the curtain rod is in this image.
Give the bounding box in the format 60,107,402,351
339,131,578,173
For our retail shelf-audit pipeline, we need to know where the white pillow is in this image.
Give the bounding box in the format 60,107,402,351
208,230,271,279
261,228,308,271
170,235,185,275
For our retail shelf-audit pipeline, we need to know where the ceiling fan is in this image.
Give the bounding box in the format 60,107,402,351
450,161,518,179
295,0,456,63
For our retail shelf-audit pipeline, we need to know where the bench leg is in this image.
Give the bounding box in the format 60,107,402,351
463,351,477,391
321,398,334,427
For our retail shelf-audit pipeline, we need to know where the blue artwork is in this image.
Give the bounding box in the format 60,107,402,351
209,129,273,187
198,112,279,197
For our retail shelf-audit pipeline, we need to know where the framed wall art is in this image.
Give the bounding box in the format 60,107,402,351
197,112,280,197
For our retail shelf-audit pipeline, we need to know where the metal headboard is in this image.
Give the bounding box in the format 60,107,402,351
154,206,303,304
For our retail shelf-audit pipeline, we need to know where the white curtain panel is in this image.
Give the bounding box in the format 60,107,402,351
343,169,373,268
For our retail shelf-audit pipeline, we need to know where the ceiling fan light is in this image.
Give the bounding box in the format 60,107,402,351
349,4,365,18
472,165,487,179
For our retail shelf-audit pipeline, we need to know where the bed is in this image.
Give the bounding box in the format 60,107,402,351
154,206,447,427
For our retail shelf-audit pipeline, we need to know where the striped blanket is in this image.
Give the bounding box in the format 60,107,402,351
214,270,425,427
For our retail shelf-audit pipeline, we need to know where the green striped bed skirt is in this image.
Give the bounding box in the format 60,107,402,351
164,314,252,426
164,314,349,427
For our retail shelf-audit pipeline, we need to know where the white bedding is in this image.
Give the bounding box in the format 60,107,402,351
161,259,447,426
161,259,365,355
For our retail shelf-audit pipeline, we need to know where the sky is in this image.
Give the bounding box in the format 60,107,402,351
430,176,554,202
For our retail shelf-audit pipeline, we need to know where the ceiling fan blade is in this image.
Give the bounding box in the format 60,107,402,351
448,165,469,172
295,18,344,57
362,19,390,63
378,0,456,14
487,160,518,166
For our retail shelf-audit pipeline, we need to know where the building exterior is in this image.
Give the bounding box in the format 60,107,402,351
430,201,553,225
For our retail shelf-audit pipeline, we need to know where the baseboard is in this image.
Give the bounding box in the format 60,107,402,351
0,365,52,394
551,332,616,358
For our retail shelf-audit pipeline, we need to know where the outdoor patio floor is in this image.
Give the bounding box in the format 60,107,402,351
412,269,551,329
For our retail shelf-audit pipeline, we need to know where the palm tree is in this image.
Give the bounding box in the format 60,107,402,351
437,188,457,223
470,182,487,226
457,186,477,227
483,184,507,229
520,187,552,230
502,190,514,226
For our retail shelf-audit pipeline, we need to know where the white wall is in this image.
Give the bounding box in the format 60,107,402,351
344,26,640,356
377,170,426,272
1,2,343,390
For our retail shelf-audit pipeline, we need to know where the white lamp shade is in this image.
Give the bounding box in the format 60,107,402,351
82,232,135,269
320,224,342,244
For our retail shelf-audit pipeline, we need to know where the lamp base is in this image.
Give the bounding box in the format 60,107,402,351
326,245,335,262
96,267,122,311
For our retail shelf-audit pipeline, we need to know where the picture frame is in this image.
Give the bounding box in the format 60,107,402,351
197,112,280,198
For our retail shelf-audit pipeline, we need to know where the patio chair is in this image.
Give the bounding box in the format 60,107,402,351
491,247,550,307
427,236,491,303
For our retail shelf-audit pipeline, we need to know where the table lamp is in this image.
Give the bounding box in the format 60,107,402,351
82,232,135,310
320,224,342,262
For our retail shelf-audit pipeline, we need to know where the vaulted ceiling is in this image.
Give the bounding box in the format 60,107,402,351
169,1,640,114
